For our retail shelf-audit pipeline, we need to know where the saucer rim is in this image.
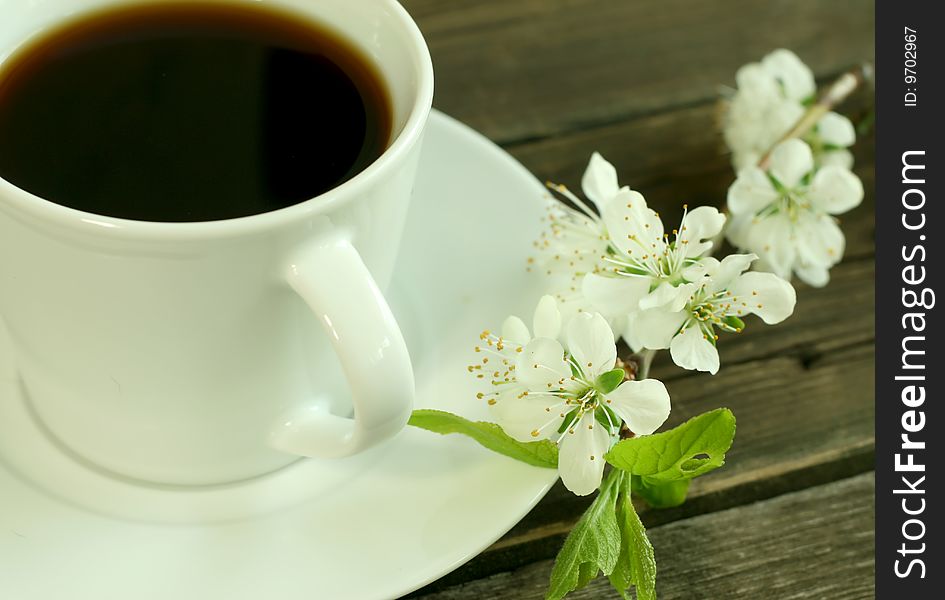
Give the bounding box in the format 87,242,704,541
0,109,560,600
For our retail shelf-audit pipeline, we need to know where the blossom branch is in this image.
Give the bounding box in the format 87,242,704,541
757,62,873,169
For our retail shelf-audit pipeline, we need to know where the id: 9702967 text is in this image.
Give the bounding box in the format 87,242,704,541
904,26,917,106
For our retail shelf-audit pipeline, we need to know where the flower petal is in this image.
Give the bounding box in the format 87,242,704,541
680,206,727,257
795,261,831,287
606,379,671,435
817,149,854,169
582,272,650,317
681,257,717,282
603,188,664,257
581,152,620,208
807,166,864,215
724,212,753,249
816,112,856,148
532,295,562,340
501,316,531,345
728,271,797,324
744,214,796,280
607,313,628,344
622,317,645,353
632,308,689,350
566,312,617,380
761,49,815,101
769,139,814,189
708,253,757,292
734,63,780,99
795,213,845,271
727,167,778,215
669,325,720,374
639,282,695,312
490,387,560,443
557,411,612,496
516,338,571,389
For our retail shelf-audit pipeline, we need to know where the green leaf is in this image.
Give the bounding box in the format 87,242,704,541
720,315,745,332
767,172,787,194
570,359,584,379
594,405,620,431
558,408,581,435
596,368,626,394
408,409,557,468
577,562,599,588
856,108,875,136
605,408,736,483
611,476,657,600
632,476,691,508
546,470,623,600
617,478,656,600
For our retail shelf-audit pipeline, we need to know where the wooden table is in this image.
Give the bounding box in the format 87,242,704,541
401,1,876,597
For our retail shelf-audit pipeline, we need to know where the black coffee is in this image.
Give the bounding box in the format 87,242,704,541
0,3,392,222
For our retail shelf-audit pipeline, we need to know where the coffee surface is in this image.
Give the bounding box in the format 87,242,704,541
0,3,392,222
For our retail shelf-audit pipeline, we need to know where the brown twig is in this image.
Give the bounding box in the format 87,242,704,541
757,62,874,170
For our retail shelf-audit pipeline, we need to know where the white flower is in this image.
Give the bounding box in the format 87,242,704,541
630,254,797,373
532,153,631,329
726,138,864,287
471,297,671,496
580,194,726,348
723,49,856,170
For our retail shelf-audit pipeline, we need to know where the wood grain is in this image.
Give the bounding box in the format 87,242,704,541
505,100,876,259
408,338,874,595
397,0,876,597
401,0,875,144
418,473,875,599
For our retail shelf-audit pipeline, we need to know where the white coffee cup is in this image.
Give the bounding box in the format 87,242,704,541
0,0,433,485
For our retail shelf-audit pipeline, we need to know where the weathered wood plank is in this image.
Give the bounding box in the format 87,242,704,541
409,339,874,594
417,473,875,599
408,72,876,600
402,0,875,143
506,100,876,259
406,96,875,596
515,338,875,538
504,100,877,366
401,3,876,597
674,256,874,371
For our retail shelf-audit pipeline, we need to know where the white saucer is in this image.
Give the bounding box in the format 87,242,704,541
0,111,558,600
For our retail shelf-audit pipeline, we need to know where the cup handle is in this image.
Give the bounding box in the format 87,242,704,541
269,235,414,458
